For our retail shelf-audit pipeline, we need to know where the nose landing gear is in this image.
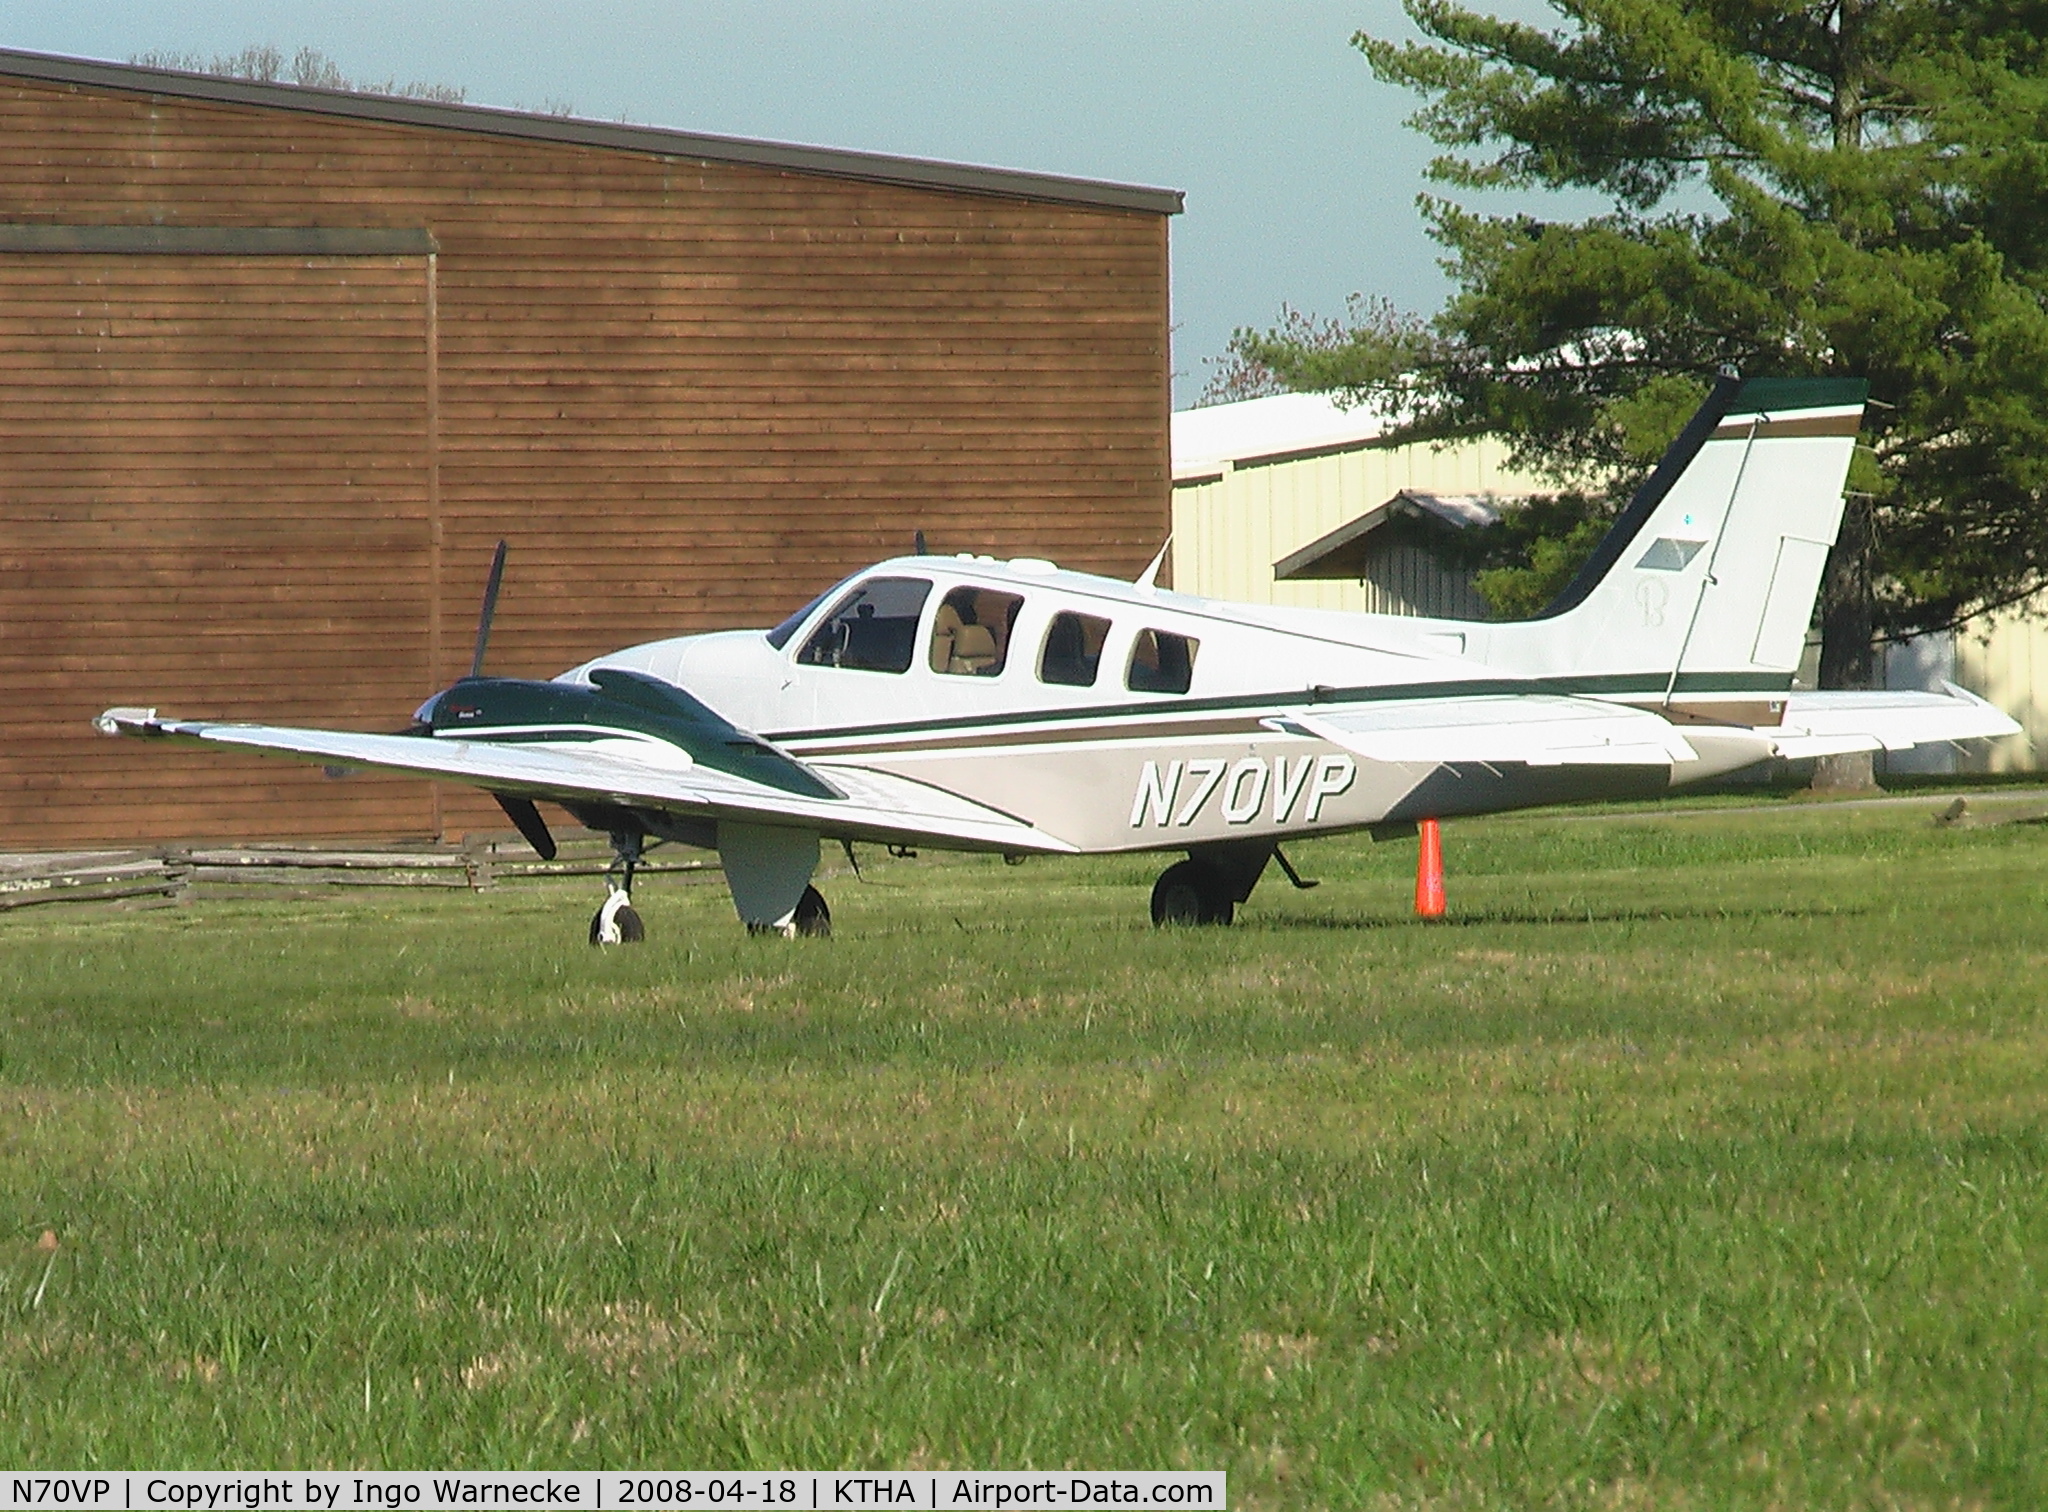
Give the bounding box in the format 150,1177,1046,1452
590,829,647,946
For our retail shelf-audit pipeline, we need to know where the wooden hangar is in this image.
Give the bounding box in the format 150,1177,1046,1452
0,48,1180,849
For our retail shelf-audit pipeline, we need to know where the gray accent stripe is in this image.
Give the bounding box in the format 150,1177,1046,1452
0,224,437,256
0,48,1184,217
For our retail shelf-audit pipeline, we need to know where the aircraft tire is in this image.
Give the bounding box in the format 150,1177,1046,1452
1150,860,1233,927
793,885,832,938
589,893,646,946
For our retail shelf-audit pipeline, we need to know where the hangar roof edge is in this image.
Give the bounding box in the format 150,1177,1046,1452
0,47,1185,217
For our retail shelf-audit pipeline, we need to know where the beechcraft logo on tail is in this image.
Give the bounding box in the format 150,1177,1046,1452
1129,755,1354,829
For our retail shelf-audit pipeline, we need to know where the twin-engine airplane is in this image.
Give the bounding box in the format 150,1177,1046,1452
99,374,2019,939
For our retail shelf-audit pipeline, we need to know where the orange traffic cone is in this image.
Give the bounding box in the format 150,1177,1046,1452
1414,817,1445,918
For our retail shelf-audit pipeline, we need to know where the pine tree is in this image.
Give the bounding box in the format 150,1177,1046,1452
1239,1,2048,685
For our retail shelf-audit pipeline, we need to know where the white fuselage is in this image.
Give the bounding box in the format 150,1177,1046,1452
561,555,1775,854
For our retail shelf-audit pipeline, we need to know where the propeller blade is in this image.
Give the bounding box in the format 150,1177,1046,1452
493,793,557,861
469,539,509,679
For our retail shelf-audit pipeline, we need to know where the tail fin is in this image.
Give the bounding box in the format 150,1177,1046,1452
1487,374,1868,688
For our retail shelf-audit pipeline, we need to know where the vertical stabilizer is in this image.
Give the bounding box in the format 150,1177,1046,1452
1486,376,1868,687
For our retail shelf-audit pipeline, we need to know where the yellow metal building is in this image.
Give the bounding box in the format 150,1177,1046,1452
1168,393,1544,612
1955,610,2048,770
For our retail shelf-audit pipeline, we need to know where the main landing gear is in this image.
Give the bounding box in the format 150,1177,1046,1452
1149,840,1325,927
1150,858,1237,926
1147,825,1447,927
1150,840,1308,927
749,885,832,940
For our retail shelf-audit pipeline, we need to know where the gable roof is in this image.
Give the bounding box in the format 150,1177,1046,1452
0,47,1184,217
1273,490,1511,581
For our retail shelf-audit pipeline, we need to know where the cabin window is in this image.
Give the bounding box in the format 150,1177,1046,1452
928,586,1024,677
1126,628,1199,694
1038,610,1112,687
796,577,932,673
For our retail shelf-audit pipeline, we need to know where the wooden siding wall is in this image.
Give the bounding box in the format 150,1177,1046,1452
0,79,1171,848
0,253,438,842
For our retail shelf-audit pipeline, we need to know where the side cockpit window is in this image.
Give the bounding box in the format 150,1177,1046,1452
929,586,1023,677
1126,628,1198,694
1038,610,1111,687
796,577,932,673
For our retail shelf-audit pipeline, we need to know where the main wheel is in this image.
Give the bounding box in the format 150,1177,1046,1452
792,885,831,938
589,889,646,946
1150,859,1234,927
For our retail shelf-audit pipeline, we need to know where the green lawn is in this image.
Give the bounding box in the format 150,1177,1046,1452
1,794,2045,1507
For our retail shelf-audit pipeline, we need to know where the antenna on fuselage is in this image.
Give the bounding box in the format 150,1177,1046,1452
1134,535,1171,593
914,529,928,555
469,539,509,679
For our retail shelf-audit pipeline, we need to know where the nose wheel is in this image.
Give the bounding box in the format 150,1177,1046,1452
590,888,645,945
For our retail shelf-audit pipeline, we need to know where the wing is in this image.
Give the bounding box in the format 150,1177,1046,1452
1273,695,1701,767
94,708,1075,855
1771,683,2023,759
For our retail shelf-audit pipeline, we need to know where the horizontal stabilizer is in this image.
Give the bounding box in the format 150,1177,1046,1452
1774,684,2023,756
1274,695,1698,768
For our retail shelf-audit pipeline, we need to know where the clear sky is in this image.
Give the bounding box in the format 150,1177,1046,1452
3,2,1536,407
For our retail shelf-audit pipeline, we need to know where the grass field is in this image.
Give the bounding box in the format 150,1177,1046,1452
2,791,2046,1507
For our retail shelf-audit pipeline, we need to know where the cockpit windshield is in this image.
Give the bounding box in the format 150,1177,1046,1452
796,577,934,673
765,575,857,650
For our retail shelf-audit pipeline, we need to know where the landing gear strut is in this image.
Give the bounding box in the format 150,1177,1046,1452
590,830,647,946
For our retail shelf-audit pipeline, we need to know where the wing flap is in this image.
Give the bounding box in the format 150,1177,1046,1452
1277,695,1697,767
95,710,1075,854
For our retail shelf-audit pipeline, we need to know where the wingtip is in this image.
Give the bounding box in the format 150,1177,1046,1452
1939,681,2025,738
94,706,159,736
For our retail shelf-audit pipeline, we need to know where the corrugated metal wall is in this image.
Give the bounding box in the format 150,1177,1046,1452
1954,605,2048,773
0,74,1172,847
1354,530,1492,619
1170,436,1539,613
